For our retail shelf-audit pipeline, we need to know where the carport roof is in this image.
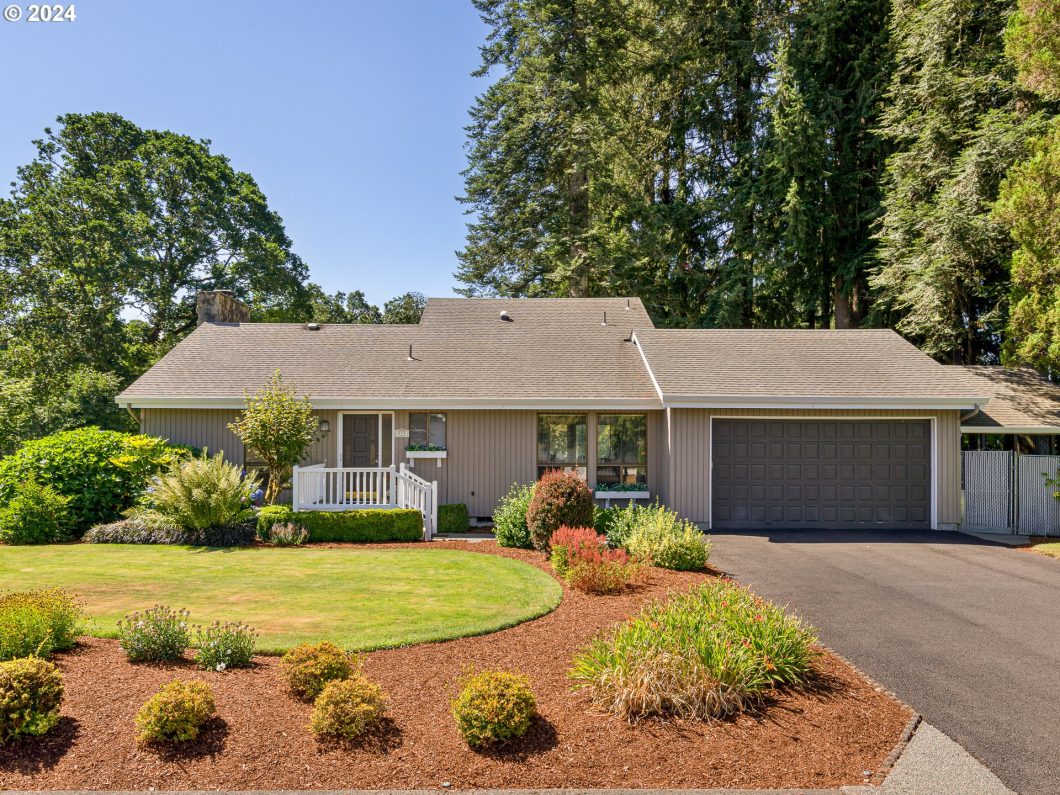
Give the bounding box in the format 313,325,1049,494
633,328,988,409
956,366,1060,433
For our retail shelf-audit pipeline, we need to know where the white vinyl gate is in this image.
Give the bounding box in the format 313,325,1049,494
963,451,1060,535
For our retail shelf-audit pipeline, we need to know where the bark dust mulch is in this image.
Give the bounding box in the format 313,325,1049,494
0,541,911,791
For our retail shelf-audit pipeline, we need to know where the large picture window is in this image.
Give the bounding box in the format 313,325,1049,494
596,414,647,485
537,414,587,479
408,412,446,449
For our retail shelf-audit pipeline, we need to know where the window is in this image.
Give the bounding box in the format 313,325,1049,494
409,412,446,449
596,414,647,485
537,414,587,479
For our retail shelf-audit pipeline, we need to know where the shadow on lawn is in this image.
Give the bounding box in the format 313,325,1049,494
0,716,80,774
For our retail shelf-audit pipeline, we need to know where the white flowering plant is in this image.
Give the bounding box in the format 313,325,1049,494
193,620,258,671
117,605,191,662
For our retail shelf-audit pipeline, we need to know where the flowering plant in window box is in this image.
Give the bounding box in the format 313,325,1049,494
593,483,650,506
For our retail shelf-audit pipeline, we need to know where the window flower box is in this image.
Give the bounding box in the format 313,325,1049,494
594,486,650,506
405,446,447,468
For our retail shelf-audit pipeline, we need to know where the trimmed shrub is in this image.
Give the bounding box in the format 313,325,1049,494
570,580,818,722
0,589,85,661
193,621,257,671
621,504,711,571
268,522,309,546
135,679,216,743
280,641,357,700
593,505,617,538
526,470,593,551
309,675,388,740
117,605,190,662
0,428,187,533
256,506,422,543
84,517,255,546
438,503,470,533
492,482,535,549
133,452,258,533
0,657,64,743
451,669,536,748
0,479,71,545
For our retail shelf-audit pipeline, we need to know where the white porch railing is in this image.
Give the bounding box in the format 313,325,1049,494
291,463,438,538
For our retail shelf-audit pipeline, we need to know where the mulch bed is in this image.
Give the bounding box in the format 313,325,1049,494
0,541,911,790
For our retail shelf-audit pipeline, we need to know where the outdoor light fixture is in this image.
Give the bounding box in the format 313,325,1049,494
319,419,330,434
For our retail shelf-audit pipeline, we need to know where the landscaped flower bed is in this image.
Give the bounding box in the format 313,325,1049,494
0,541,912,791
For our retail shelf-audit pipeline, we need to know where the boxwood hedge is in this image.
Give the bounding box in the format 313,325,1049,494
256,505,422,543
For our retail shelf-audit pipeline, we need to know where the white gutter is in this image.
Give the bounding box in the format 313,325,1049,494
119,397,664,411
961,425,1060,434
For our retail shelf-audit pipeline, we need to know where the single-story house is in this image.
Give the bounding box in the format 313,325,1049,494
119,291,1005,532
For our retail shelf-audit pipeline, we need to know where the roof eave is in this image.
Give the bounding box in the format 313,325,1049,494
116,396,664,411
662,396,990,410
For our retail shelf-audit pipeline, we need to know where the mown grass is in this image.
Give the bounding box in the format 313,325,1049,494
0,545,562,653
1030,541,1060,560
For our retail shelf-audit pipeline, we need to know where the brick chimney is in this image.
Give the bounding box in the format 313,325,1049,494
196,290,251,325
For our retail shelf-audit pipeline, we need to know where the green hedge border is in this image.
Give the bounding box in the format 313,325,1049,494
257,505,423,543
438,503,470,533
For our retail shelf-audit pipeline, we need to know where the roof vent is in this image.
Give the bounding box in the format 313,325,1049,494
601,311,608,326
499,310,512,322
306,322,320,331
625,298,631,309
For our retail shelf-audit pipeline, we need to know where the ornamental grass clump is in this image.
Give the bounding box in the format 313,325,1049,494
117,605,190,662
309,675,388,740
280,641,357,700
193,621,257,671
268,521,309,546
570,579,818,722
0,657,64,744
526,470,593,551
135,679,216,744
451,669,536,748
0,589,85,661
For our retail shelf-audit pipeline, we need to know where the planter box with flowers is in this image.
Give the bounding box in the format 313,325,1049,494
593,483,650,506
405,444,447,468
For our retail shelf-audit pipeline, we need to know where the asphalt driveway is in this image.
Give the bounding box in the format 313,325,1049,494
709,530,1060,795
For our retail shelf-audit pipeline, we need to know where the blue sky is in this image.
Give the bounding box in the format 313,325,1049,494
0,0,488,307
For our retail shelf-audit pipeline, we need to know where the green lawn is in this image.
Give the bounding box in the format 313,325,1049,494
0,545,562,653
1031,541,1060,560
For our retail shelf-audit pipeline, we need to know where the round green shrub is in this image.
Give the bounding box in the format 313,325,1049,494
624,509,711,571
526,470,593,551
451,669,536,748
0,479,71,545
135,679,216,743
0,657,64,744
0,589,85,661
309,675,388,740
0,428,187,533
438,503,470,533
493,482,535,549
279,641,357,700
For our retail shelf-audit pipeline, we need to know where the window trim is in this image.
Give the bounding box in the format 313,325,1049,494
536,412,589,479
407,412,447,450
337,411,395,468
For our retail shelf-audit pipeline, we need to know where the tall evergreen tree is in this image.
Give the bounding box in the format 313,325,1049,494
871,0,1047,363
759,0,892,328
994,0,1060,375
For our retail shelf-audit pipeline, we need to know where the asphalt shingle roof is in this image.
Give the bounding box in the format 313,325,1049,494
957,366,1060,431
119,297,659,403
634,328,984,402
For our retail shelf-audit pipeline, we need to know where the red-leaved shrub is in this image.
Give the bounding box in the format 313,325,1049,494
527,470,593,551
549,526,604,575
549,525,642,594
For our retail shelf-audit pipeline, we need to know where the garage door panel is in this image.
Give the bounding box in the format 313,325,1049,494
712,419,931,530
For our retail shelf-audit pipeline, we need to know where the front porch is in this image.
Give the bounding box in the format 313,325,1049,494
292,463,439,537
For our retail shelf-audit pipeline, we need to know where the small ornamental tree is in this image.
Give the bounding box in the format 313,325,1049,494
228,372,318,504
526,470,593,551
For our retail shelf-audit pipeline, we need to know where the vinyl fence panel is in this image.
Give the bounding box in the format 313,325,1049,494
1017,455,1060,536
962,451,1014,532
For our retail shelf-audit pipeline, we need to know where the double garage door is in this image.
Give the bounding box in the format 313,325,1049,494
711,419,931,530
